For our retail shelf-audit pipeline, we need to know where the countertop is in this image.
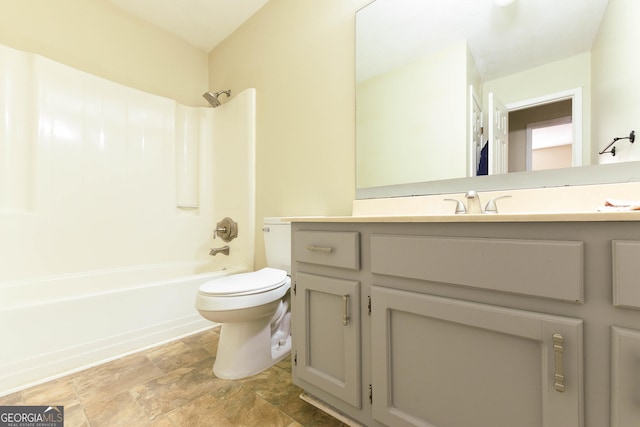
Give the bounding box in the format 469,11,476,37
285,211,640,223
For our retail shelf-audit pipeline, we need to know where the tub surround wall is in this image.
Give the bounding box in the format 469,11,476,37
0,44,255,394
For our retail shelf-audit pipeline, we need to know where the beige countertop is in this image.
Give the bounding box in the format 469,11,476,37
285,211,640,223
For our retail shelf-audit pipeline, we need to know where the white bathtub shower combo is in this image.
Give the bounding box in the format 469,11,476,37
195,218,292,379
0,43,256,395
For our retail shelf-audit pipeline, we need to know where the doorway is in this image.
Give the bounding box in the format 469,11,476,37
509,99,573,172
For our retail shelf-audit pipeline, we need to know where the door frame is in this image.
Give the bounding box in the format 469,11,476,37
507,88,583,168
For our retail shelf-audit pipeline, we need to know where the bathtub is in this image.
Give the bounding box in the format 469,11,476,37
0,261,247,395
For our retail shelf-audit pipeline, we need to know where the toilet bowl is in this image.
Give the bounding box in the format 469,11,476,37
195,218,292,379
195,268,292,379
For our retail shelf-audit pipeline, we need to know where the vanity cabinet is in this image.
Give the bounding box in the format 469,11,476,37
291,231,364,413
291,221,640,427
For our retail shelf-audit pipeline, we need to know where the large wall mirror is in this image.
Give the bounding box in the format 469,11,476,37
356,0,640,199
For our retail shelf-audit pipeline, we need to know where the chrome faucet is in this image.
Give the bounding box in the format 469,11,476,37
465,190,483,214
209,246,230,256
444,191,512,214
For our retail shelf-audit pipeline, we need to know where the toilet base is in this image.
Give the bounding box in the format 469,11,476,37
212,314,291,380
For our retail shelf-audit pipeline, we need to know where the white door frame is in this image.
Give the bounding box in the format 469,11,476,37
469,85,483,176
506,88,583,168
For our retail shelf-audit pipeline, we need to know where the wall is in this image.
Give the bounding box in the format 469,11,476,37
483,53,591,166
532,145,572,171
207,0,371,266
0,0,208,106
592,0,640,164
356,41,469,188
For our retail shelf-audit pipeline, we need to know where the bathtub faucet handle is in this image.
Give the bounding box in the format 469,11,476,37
213,217,238,242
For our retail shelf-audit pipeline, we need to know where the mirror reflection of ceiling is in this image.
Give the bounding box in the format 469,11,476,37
356,0,610,83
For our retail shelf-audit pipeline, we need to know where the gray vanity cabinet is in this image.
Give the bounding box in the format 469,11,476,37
291,221,640,427
291,231,364,413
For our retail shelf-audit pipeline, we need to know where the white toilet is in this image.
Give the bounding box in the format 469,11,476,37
195,217,292,379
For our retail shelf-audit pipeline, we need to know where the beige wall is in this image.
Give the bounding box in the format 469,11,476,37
592,0,640,164
208,0,371,266
357,41,469,188
0,0,208,106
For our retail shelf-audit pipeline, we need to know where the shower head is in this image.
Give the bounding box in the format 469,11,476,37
202,90,231,108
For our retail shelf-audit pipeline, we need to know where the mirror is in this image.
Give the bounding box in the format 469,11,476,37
356,0,640,199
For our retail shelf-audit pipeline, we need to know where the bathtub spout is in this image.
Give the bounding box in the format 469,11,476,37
210,246,230,256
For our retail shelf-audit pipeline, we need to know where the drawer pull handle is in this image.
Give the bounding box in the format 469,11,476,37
343,295,350,326
307,245,333,253
552,333,565,392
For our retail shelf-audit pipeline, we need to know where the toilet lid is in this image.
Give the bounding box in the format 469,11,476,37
198,267,288,296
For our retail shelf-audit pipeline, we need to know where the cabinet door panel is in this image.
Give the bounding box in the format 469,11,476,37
611,326,640,427
294,272,361,408
371,286,583,427
612,241,640,309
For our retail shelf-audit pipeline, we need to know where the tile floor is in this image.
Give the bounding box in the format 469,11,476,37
0,327,347,426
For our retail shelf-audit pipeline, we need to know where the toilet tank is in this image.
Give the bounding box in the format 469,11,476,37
263,217,291,274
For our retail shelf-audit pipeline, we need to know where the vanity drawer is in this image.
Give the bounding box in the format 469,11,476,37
613,241,640,310
371,234,584,302
294,231,360,270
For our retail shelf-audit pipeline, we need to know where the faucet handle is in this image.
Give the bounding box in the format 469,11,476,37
213,217,238,242
444,198,467,214
484,195,512,214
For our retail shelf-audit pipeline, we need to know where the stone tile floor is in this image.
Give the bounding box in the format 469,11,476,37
0,327,347,426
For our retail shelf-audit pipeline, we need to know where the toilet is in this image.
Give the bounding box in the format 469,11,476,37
195,217,292,379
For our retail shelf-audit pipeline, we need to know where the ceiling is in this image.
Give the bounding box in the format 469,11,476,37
106,0,269,52
106,0,611,82
357,0,611,82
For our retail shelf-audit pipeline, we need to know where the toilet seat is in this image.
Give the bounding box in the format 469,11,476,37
198,267,287,297
195,268,291,313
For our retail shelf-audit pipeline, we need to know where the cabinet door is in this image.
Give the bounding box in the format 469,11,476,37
293,272,361,408
371,286,583,427
611,326,640,427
